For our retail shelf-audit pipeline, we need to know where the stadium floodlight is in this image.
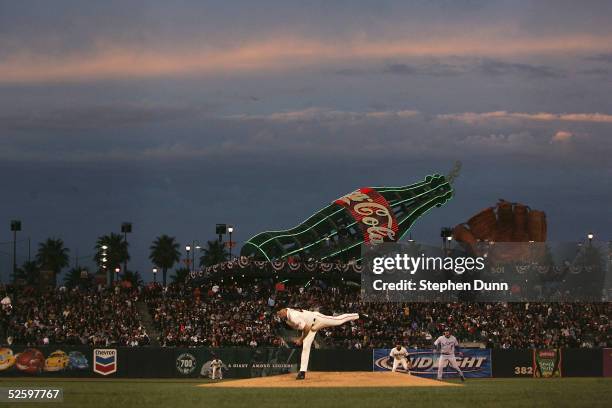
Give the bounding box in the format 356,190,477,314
228,226,235,260
10,220,21,280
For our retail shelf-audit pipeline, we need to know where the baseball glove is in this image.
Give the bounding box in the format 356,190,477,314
453,199,547,260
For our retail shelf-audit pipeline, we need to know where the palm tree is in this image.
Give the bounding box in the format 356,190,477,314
36,238,70,285
95,233,129,283
149,235,181,286
121,270,144,288
14,261,40,285
199,240,229,267
170,267,190,284
64,267,93,289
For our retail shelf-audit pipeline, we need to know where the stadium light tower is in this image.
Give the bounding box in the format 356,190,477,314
185,245,191,272
10,220,21,282
228,226,234,260
121,222,132,274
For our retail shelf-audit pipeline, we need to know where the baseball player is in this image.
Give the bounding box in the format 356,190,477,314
277,307,360,380
433,328,465,381
210,356,223,380
389,344,411,374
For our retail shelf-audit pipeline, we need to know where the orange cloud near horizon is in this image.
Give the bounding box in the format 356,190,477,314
1,33,611,84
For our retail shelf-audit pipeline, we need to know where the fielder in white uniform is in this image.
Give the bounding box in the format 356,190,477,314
277,307,360,380
433,328,465,381
389,344,411,373
210,357,223,380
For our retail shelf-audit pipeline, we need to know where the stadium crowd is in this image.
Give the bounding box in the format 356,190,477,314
1,280,609,349
142,280,610,349
0,285,150,347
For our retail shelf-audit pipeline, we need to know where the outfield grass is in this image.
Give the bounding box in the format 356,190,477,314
0,377,609,408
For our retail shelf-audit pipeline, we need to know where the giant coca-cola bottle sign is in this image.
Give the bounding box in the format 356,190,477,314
334,188,398,244
241,173,454,262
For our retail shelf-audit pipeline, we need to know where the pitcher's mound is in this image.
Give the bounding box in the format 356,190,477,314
199,371,459,388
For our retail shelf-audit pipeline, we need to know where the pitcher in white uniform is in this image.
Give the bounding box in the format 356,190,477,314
277,307,360,380
433,328,465,381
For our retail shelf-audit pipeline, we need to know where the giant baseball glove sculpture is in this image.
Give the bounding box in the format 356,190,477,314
453,199,547,260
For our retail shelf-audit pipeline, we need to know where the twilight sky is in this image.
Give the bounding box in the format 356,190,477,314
1,0,611,281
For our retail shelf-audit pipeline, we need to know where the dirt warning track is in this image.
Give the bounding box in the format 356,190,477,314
199,371,460,388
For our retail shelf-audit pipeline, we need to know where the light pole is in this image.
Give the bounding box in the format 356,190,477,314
441,227,453,252
587,232,594,246
121,222,132,274
10,220,21,282
228,226,234,260
101,245,108,285
185,241,201,273
185,245,192,273
152,267,158,283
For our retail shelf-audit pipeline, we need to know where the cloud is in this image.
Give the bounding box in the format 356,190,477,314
437,111,612,124
551,130,574,143
0,104,208,131
586,53,612,63
1,107,610,167
579,68,612,76
335,58,562,79
475,59,562,79
382,62,464,77
228,108,421,122
0,33,610,84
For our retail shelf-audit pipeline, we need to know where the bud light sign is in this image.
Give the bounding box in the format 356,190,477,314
373,349,491,378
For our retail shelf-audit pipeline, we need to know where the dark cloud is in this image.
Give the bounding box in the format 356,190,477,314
0,104,211,131
579,68,612,76
334,59,562,79
585,53,612,63
334,61,465,77
475,59,562,79
383,62,464,77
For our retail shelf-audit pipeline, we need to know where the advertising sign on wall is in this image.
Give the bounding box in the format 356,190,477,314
533,349,562,378
0,346,90,376
172,348,298,379
373,348,492,378
603,348,612,377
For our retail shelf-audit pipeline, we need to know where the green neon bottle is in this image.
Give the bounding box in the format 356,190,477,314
241,171,456,263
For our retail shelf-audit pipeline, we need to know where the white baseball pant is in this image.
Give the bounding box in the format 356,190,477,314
437,354,463,379
300,312,359,372
212,366,222,379
392,358,409,372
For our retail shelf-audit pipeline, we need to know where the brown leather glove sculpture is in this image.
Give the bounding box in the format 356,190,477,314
453,200,547,260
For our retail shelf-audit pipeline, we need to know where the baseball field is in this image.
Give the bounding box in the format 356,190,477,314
1,374,609,408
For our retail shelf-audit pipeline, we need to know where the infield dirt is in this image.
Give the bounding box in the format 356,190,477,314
199,371,460,388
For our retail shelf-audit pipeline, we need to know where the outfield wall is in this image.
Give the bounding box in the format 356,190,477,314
0,346,605,379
